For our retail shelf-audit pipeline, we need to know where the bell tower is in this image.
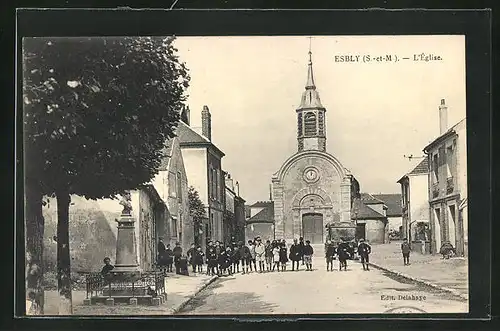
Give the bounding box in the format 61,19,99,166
297,42,327,153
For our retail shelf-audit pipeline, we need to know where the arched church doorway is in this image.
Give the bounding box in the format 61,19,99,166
302,213,323,244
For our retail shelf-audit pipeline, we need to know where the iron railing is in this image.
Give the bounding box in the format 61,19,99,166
85,271,166,300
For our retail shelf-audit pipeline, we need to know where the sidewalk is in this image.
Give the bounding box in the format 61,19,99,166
369,242,468,300
43,272,217,315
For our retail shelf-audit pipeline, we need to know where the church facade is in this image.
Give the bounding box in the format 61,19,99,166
272,50,359,244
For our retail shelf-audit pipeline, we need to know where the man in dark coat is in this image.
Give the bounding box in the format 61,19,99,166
173,242,183,274
298,237,306,265
337,238,351,271
401,238,411,265
357,239,372,271
157,237,167,273
186,243,197,273
289,239,301,271
165,243,174,272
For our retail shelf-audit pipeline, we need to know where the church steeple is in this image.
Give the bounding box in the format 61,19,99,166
296,40,327,153
305,49,315,90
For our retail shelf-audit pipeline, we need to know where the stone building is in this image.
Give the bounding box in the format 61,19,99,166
423,99,467,256
176,106,225,251
151,137,191,253
245,201,275,242
224,173,246,244
397,158,431,246
372,193,403,234
351,194,388,244
271,49,359,244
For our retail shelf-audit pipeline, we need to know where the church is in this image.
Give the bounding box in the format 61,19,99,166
271,49,360,244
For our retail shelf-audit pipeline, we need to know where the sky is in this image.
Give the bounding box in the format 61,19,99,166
174,35,466,204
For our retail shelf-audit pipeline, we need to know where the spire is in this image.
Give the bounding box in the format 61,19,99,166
305,37,315,90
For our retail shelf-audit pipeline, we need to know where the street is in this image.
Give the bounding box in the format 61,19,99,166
177,257,468,315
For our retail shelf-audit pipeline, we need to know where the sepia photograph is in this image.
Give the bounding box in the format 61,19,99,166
22,33,470,317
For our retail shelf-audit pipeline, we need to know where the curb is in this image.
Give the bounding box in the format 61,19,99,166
369,262,468,301
170,275,219,314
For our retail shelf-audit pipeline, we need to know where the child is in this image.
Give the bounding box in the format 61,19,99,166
206,241,217,276
325,239,336,271
265,240,274,272
239,241,251,274
401,238,411,265
165,244,174,273
272,244,280,272
303,240,314,271
248,240,256,272
279,242,288,271
231,244,241,273
194,246,204,273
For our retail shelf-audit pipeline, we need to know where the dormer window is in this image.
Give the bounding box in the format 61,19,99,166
304,112,317,137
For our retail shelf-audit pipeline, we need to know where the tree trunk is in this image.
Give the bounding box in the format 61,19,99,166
25,180,45,315
56,191,72,315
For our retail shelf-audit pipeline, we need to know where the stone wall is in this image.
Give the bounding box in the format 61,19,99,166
42,195,118,273
364,219,387,244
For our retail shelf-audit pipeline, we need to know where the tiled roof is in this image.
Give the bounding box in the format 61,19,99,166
246,202,274,224
351,199,386,220
176,121,210,144
372,193,402,217
360,193,385,205
250,201,273,208
408,158,429,176
175,121,225,157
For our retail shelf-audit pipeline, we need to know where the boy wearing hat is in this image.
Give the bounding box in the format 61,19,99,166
357,238,372,271
303,240,314,271
324,239,336,271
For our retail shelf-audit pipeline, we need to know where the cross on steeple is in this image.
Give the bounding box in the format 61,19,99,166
306,37,315,89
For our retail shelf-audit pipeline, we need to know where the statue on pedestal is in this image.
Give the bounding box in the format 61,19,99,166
119,191,132,216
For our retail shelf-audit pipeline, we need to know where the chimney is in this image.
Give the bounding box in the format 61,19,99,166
181,106,190,126
269,184,273,201
225,173,234,191
439,98,448,135
235,181,240,196
201,105,212,141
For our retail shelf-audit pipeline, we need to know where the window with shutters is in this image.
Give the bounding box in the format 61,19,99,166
304,112,317,137
297,113,303,137
318,111,324,135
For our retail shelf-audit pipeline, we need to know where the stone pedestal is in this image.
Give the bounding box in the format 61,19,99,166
152,297,161,306
83,298,91,306
105,298,114,306
129,298,138,306
113,214,140,274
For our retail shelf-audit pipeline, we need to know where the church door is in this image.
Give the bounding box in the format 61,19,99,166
302,213,324,244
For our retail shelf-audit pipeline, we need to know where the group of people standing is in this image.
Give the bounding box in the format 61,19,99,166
200,236,316,276
324,238,372,271
155,236,317,277
155,235,375,276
